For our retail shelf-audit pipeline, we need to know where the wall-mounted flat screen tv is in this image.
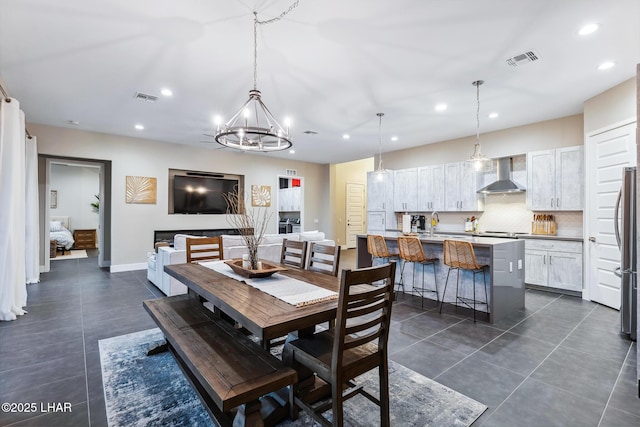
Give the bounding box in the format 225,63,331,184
172,175,238,214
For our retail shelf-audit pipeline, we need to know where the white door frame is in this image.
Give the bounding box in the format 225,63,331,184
584,117,637,303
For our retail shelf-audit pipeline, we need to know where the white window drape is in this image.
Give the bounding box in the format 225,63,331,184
25,134,40,284
0,98,29,321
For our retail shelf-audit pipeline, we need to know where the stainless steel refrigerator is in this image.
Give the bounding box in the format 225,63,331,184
615,166,637,341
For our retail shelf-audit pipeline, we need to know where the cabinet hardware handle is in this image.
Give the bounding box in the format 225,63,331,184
557,198,560,208
549,256,552,265
551,198,554,208
589,236,596,242
543,255,546,264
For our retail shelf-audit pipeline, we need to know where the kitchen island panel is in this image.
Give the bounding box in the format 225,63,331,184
356,233,525,323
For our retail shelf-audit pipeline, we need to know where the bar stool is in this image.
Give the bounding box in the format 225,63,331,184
367,234,400,288
439,239,489,322
397,236,439,307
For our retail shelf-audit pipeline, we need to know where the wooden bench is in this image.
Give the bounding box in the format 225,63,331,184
143,294,297,427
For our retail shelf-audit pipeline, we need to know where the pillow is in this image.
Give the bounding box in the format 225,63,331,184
50,221,64,232
299,231,325,242
173,234,207,250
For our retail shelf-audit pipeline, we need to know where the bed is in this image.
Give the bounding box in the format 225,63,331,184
50,216,74,250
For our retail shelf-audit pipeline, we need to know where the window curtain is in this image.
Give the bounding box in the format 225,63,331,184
25,134,40,284
0,98,28,321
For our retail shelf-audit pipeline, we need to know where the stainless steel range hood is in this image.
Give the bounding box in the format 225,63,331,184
477,157,526,194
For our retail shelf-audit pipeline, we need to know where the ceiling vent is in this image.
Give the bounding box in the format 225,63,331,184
506,50,540,67
134,92,158,102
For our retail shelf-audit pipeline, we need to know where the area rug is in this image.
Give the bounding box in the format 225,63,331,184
99,328,486,427
50,249,88,260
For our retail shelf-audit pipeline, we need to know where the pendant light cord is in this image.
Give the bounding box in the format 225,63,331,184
377,112,384,171
253,0,300,90
475,81,481,144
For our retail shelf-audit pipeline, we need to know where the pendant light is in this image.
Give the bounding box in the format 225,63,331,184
468,80,489,169
215,5,299,152
374,112,387,180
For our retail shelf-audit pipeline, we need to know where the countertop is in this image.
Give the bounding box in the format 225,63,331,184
383,229,583,242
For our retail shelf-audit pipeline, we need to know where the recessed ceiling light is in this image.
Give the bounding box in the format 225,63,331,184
342,134,350,140
134,124,144,130
390,136,398,142
597,61,615,70
289,149,295,154
435,104,447,112
578,23,599,36
160,88,173,97
489,112,499,119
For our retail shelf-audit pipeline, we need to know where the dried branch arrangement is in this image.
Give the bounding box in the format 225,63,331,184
223,186,273,269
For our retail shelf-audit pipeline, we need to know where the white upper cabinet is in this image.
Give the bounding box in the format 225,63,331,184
367,171,396,232
527,145,583,211
444,161,483,211
417,165,445,211
367,171,393,211
393,168,418,211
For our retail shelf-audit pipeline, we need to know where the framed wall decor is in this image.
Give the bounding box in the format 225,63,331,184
125,176,157,204
50,190,57,209
251,185,271,207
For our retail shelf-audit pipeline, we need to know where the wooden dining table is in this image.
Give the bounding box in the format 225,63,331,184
164,262,341,348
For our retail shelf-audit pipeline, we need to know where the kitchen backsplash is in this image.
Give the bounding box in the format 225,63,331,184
397,192,584,237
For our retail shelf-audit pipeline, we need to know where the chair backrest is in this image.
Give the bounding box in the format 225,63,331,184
280,238,308,269
186,237,224,263
367,234,392,258
443,239,480,270
397,236,426,262
332,262,396,369
306,242,341,276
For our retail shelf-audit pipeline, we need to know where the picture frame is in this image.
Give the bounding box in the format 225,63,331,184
126,176,157,204
251,185,271,207
50,190,57,209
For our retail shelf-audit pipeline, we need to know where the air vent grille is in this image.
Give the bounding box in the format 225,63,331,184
506,50,540,67
134,92,159,102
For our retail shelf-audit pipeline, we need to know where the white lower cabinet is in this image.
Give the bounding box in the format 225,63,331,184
524,239,583,292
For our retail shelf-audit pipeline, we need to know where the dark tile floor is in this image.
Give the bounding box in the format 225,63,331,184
0,249,638,426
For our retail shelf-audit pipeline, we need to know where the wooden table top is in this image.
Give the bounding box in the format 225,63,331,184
164,263,340,343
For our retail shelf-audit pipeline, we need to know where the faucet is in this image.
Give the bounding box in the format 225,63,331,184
430,211,440,237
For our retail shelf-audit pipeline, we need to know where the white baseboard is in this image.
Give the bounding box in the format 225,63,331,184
110,262,147,273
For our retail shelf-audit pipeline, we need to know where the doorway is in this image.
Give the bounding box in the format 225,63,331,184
277,175,304,233
41,155,111,271
585,120,637,308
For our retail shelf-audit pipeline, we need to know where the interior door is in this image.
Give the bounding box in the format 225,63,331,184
346,182,365,249
586,122,637,308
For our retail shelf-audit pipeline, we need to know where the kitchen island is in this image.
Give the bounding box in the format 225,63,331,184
356,233,525,323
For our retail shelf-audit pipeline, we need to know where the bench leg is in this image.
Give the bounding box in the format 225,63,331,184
233,399,263,427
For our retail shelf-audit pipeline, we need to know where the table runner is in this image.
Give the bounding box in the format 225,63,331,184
199,261,338,307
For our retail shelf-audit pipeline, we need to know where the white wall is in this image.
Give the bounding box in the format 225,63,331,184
32,124,332,270
49,163,100,232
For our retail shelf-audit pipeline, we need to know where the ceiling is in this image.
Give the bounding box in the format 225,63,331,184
1,0,638,164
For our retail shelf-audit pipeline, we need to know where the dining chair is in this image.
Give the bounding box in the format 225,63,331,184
306,242,341,277
280,238,308,269
397,236,439,307
185,237,224,263
438,239,489,322
284,262,396,427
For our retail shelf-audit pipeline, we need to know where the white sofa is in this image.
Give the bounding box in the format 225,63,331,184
148,231,335,296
